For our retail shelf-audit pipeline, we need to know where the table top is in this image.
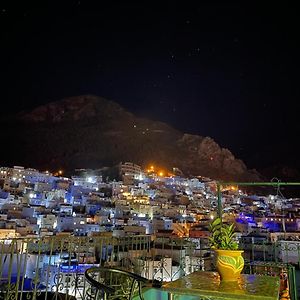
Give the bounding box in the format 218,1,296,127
162,271,280,300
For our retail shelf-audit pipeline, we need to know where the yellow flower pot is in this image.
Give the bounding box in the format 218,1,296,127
215,249,244,281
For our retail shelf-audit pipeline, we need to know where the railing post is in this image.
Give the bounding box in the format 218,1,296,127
217,183,222,218
297,243,300,269
288,264,298,300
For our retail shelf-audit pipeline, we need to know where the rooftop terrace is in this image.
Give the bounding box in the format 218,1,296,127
0,235,299,299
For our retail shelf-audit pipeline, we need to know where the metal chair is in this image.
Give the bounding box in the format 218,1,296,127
84,267,161,300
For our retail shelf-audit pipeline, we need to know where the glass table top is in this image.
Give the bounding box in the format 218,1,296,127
161,271,280,300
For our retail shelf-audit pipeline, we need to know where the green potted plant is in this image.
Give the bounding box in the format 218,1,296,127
209,217,244,281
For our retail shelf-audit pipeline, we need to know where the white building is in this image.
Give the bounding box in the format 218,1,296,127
119,162,145,183
37,214,57,230
72,175,102,190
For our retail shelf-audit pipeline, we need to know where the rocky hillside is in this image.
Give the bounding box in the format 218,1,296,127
1,95,260,181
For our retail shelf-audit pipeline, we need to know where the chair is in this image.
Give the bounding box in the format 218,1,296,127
84,267,161,300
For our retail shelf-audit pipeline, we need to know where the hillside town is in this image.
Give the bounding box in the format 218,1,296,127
1,163,300,241
0,163,300,299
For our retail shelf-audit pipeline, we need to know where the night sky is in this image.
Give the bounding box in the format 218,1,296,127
1,1,299,171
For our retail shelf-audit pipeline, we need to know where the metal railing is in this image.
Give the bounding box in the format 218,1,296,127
0,235,209,299
239,239,300,268
239,239,300,300
0,235,298,299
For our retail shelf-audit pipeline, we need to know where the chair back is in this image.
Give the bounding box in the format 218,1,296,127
85,267,150,300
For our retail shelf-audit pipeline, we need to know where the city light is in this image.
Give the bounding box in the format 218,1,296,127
1,4,299,298
87,176,93,183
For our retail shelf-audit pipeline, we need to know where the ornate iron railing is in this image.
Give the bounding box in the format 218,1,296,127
0,235,209,299
240,239,300,300
239,239,300,268
0,235,298,299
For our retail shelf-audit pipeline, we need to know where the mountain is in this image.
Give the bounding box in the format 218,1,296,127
1,95,260,181
260,164,300,182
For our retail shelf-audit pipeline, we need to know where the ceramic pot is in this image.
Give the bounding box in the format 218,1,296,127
215,249,244,281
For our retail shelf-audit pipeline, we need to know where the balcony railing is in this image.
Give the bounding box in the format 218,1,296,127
0,235,299,299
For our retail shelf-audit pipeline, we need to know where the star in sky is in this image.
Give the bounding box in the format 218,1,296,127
1,2,299,171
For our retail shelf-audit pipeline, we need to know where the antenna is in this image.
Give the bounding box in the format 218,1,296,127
271,177,286,233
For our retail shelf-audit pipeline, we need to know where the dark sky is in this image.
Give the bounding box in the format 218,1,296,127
1,1,299,170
